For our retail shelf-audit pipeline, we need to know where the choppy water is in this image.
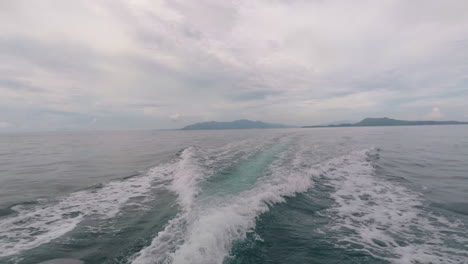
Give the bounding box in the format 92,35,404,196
0,127,467,264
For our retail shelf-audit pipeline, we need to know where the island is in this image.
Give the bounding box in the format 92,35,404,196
303,117,468,128
182,119,295,130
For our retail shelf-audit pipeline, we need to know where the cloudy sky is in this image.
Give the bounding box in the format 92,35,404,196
1,0,468,131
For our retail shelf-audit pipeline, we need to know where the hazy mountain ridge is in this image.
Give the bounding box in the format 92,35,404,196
182,119,295,130
303,117,468,128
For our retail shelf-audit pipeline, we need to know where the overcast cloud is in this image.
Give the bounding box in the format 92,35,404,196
1,0,468,131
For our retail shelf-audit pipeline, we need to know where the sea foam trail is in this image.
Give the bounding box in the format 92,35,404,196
129,137,285,264
168,143,314,264
320,150,468,264
0,146,209,258
0,173,159,257
0,135,277,260
131,139,349,264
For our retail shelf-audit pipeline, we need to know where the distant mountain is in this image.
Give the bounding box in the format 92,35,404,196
319,120,356,126
303,117,468,128
182,119,295,130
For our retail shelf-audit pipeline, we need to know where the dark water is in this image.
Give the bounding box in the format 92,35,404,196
0,127,467,264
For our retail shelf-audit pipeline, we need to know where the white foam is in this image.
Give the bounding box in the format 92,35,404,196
0,135,283,260
320,150,467,264
0,147,204,258
131,141,318,264
0,174,158,257
129,137,294,263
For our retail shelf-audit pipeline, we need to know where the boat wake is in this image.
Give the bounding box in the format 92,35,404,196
318,150,468,264
1,134,467,264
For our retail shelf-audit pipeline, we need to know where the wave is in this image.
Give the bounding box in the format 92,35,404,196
318,149,468,264
5,134,463,263
0,137,279,259
132,145,468,264
0,146,207,258
131,140,332,264
128,138,286,264
0,168,163,257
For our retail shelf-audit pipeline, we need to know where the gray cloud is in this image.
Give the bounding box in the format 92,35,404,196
0,79,44,92
1,0,468,131
230,90,283,101
0,36,103,77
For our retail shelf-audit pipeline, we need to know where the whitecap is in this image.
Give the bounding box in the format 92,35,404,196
131,140,325,264
320,149,468,264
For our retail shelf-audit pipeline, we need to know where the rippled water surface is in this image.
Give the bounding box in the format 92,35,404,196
0,127,467,264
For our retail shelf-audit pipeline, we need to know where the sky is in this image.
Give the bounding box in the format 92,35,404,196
1,0,468,131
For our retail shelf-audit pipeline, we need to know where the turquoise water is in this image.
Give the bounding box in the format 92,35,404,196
0,127,467,263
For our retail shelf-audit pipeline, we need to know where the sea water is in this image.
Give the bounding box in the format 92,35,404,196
0,127,467,264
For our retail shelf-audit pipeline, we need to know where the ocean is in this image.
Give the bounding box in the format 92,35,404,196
0,127,467,264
